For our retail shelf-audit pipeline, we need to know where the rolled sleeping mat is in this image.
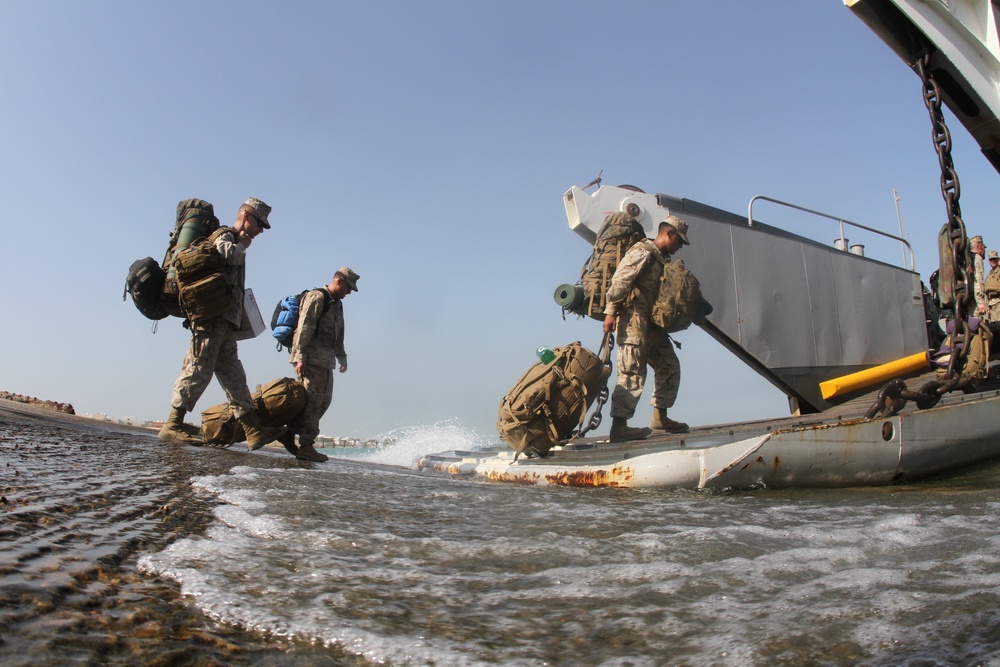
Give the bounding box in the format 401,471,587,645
554,283,584,311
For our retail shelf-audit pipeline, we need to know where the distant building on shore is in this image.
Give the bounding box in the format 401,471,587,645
82,412,145,427
315,434,379,448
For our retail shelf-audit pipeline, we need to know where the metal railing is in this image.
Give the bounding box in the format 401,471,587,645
747,195,917,272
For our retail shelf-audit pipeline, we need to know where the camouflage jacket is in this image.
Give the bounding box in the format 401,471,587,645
290,288,346,369
974,254,987,312
213,228,247,327
604,240,669,318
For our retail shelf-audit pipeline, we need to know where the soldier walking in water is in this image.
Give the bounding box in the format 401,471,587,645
278,267,359,462
159,197,285,449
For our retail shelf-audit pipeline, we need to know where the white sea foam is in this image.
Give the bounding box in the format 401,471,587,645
355,419,495,467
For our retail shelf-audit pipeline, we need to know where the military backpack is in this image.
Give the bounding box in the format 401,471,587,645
124,198,221,322
271,289,330,351
572,212,647,320
638,241,704,333
161,199,221,318
932,319,993,388
201,377,308,446
496,341,611,459
124,257,169,321
173,227,242,323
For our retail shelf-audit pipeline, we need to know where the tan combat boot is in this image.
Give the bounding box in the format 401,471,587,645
650,408,689,433
609,417,652,443
295,440,329,462
277,431,298,456
240,412,286,451
158,408,202,445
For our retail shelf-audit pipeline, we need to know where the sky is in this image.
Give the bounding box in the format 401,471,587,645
2,1,998,443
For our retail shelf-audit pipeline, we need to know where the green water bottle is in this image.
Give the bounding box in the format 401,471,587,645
536,346,556,364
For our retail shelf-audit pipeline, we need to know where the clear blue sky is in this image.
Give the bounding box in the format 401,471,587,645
2,2,997,441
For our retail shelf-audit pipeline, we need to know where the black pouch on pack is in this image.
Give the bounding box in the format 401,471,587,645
125,257,169,320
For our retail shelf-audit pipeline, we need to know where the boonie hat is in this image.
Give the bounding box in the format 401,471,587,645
663,215,690,245
243,197,272,229
989,250,999,260
336,266,360,292
971,235,983,244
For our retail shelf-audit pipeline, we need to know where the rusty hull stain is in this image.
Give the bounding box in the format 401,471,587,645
471,464,638,487
484,468,541,485
771,417,870,434
544,466,635,487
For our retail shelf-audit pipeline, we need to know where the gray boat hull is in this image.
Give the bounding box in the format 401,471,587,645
416,388,1000,489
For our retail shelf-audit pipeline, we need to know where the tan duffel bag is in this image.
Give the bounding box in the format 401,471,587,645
201,377,307,446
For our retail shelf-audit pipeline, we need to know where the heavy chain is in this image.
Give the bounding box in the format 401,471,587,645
575,331,615,438
866,52,970,418
917,52,972,362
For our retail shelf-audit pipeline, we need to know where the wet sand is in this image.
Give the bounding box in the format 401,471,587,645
0,399,358,666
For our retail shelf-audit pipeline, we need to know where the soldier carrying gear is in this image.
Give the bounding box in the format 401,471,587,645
159,197,286,450
276,266,359,462
602,215,693,442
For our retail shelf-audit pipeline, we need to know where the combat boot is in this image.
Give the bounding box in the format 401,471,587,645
609,417,652,443
240,412,286,451
650,408,689,433
277,431,298,456
296,440,329,462
159,408,202,445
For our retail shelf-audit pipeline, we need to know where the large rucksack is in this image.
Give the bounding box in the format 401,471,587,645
271,289,329,351
496,341,611,459
201,377,308,446
640,242,704,333
931,318,993,388
173,227,241,323
574,212,647,320
124,198,220,321
161,199,222,318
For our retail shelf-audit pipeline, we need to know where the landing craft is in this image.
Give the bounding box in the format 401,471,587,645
417,0,1000,489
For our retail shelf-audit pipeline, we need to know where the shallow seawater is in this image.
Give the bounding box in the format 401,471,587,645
146,425,1000,666
6,410,1000,665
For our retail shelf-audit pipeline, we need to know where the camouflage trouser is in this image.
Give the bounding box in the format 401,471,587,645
290,364,334,445
610,309,680,420
170,317,254,418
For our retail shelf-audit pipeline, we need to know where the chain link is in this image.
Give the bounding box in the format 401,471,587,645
574,331,615,438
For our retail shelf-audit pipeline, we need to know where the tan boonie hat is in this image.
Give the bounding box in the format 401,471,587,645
336,266,360,292
971,235,983,244
662,215,690,245
243,197,271,229
989,250,999,259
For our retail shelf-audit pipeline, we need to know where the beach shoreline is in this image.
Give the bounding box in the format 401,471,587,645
0,391,76,416
0,398,356,666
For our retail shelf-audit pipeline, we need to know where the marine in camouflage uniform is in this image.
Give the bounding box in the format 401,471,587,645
160,197,283,449
279,267,359,462
602,216,691,442
986,249,1000,322
971,235,987,318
